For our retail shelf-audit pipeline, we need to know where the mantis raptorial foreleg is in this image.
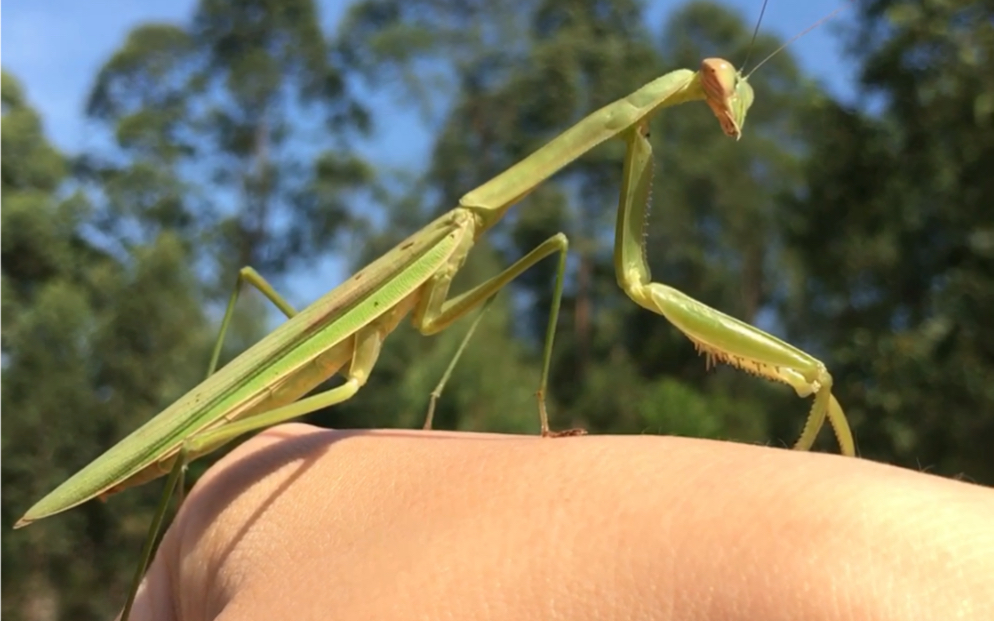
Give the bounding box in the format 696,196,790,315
613,119,855,456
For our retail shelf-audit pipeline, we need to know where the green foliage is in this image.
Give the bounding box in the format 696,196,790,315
3,72,211,620
782,0,994,476
3,0,993,618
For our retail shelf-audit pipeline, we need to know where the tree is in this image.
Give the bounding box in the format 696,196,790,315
8,0,991,617
783,0,994,481
3,1,373,617
2,70,209,620
84,0,370,286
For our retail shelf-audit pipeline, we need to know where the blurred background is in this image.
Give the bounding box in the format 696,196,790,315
3,0,992,618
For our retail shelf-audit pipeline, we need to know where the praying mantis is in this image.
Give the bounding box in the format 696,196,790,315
15,46,856,620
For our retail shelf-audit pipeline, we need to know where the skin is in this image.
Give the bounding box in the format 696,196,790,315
123,423,994,621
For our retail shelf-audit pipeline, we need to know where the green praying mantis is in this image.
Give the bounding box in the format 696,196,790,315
16,35,856,621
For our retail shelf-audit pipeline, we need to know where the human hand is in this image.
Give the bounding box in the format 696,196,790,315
124,424,994,620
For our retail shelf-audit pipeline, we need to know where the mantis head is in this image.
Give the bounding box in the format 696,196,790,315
700,58,754,141
699,0,849,141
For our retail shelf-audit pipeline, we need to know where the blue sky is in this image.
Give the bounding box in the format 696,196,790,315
3,0,859,300
5,0,857,154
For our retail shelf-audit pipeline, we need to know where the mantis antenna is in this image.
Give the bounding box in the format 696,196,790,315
743,0,855,78
740,0,771,72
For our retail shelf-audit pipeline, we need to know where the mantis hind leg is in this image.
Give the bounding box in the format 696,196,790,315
118,377,370,621
119,443,187,621
208,267,300,377
119,320,390,621
423,295,496,431
171,269,299,509
612,124,855,456
140,268,302,552
415,233,583,437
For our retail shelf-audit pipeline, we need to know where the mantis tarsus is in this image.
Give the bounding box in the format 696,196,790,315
16,54,856,620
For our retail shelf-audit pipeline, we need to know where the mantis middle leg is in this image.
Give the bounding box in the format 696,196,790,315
412,232,582,437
